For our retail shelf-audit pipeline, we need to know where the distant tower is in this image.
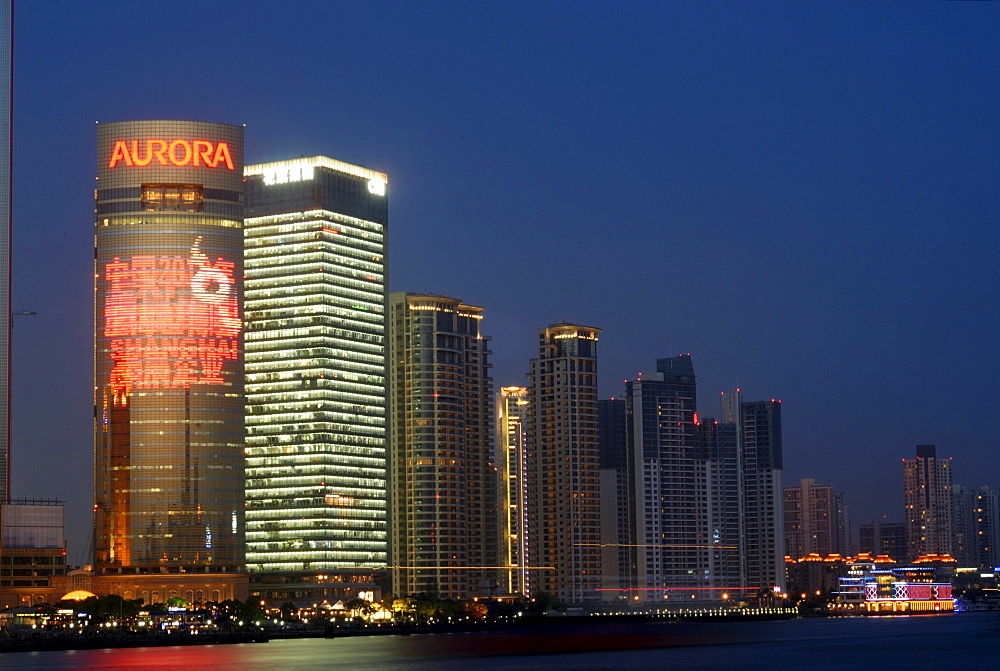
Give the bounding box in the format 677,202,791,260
952,485,978,566
597,397,628,595
858,516,908,561
903,444,953,561
783,478,848,558
622,356,704,601
496,386,530,597
973,488,1000,569
388,292,495,599
0,0,11,502
527,322,601,604
727,393,786,591
698,409,743,592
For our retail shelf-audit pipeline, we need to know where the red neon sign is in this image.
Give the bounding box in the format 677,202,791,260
108,139,235,169
105,237,240,391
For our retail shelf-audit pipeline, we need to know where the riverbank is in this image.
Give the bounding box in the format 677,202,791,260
2,611,991,670
0,628,269,653
0,608,800,653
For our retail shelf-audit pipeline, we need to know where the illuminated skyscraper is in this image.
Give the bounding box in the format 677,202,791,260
0,0,11,502
497,386,530,597
243,157,388,575
94,120,245,571
903,444,953,561
389,292,495,599
527,322,601,604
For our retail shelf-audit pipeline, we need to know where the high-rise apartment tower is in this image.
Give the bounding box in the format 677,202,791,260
903,444,954,561
623,357,704,600
724,391,786,591
527,322,601,604
389,292,495,599
597,398,629,594
783,478,848,558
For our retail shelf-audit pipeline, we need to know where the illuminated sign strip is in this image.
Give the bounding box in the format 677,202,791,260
245,157,386,184
108,139,235,170
103,238,241,391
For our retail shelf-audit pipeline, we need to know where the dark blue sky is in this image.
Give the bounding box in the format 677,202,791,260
10,2,998,564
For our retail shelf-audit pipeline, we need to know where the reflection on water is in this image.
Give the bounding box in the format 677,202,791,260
5,613,999,670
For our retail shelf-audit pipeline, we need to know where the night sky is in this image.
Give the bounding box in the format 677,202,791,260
10,2,998,565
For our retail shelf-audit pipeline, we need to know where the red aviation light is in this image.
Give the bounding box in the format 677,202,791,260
108,139,235,169
104,236,240,391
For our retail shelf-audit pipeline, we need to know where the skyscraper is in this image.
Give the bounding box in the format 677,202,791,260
388,292,495,599
623,357,704,601
242,157,389,577
952,484,978,566
903,444,953,561
973,487,1000,569
725,391,786,591
0,0,11,502
527,322,601,604
597,397,629,595
496,386,530,597
697,415,742,590
94,120,245,571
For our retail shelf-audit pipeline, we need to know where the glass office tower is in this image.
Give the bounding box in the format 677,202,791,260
94,120,245,570
243,157,388,572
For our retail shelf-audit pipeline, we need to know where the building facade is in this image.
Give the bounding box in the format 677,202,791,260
243,157,388,577
697,413,743,593
94,120,245,572
973,487,1000,569
952,485,1000,568
0,501,67,607
858,517,908,562
527,322,601,604
624,357,705,601
725,392,786,591
388,293,495,599
784,478,848,558
597,397,629,595
496,386,530,597
903,444,953,562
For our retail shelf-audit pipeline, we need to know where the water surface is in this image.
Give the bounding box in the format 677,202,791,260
6,612,998,669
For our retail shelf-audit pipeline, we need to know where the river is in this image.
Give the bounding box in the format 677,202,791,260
4,612,998,669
